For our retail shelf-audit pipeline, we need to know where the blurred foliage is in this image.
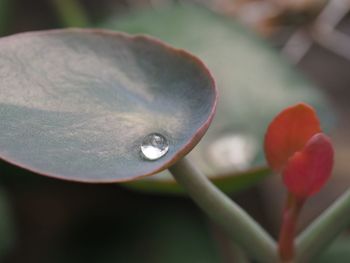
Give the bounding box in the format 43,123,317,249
0,0,12,35
122,167,271,195
0,188,14,260
314,234,350,263
205,0,326,35
5,180,224,263
60,204,222,263
51,0,90,27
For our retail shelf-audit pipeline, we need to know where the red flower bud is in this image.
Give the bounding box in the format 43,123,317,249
264,103,321,172
283,133,334,198
264,103,334,198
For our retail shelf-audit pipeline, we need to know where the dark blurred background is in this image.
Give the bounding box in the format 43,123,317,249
0,0,349,262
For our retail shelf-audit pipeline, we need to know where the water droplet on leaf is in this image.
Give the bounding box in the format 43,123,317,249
141,133,169,161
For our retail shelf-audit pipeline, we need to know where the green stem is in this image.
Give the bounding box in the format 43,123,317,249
296,189,350,263
51,0,90,27
169,158,278,263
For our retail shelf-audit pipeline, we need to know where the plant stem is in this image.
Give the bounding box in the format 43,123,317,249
169,158,278,263
296,189,350,262
51,0,90,27
278,194,304,262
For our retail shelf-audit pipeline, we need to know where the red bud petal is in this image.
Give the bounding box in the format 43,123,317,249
283,133,334,198
264,103,321,172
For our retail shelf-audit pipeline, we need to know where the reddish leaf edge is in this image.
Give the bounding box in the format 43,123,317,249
0,28,218,183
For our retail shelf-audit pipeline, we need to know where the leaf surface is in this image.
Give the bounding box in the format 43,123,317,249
0,29,217,182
